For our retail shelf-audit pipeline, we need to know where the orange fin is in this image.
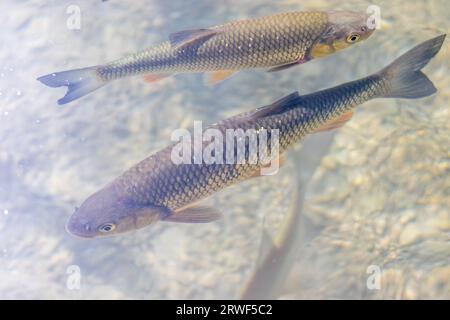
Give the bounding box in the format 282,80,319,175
206,70,237,86
143,74,170,83
164,206,222,223
314,111,354,133
250,155,286,178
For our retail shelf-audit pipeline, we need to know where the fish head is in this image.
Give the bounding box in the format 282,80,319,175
311,11,375,58
66,185,163,238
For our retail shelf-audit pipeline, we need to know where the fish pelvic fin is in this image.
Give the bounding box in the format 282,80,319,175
169,28,220,51
37,66,105,105
205,70,237,86
377,34,446,99
143,73,171,83
163,205,222,223
249,155,286,178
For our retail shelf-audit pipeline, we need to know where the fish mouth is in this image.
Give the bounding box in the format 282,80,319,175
65,219,95,239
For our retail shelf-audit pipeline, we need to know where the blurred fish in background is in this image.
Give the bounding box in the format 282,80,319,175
241,132,336,299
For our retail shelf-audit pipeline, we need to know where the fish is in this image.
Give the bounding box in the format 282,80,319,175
66,35,446,238
38,10,375,105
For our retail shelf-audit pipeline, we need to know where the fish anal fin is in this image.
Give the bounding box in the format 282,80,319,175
206,70,237,86
143,73,170,83
314,111,354,133
169,28,219,51
248,92,301,120
164,205,222,223
250,155,286,178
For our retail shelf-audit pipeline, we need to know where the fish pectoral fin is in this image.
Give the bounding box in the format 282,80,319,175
169,28,220,51
314,111,354,133
205,70,237,86
143,73,171,83
267,63,298,73
163,205,222,223
267,59,307,73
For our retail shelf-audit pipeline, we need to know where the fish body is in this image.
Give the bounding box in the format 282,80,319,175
66,35,446,238
38,10,374,104
99,11,330,78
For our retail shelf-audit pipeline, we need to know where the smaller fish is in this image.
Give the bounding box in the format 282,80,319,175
37,10,374,105
66,35,445,239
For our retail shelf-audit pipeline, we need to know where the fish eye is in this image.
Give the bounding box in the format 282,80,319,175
98,223,116,233
346,33,361,43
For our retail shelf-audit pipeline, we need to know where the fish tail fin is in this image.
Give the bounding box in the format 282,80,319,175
37,66,105,105
377,34,446,99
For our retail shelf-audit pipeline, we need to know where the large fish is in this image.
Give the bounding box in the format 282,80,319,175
38,10,374,105
66,35,445,238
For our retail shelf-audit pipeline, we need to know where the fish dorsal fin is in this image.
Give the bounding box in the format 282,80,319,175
249,92,302,120
314,111,354,133
163,205,222,223
169,28,219,51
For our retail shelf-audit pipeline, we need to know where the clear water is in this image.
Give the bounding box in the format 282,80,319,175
0,0,448,299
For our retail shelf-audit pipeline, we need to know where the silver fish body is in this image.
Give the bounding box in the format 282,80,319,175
98,11,330,79
38,10,373,104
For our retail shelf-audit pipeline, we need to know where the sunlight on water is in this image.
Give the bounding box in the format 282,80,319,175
0,0,448,299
